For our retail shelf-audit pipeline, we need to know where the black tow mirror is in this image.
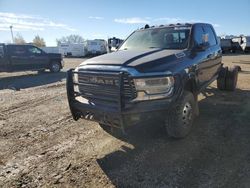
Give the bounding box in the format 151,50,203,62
194,42,208,51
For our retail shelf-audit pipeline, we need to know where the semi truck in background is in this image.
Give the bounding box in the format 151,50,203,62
220,35,250,53
108,37,124,52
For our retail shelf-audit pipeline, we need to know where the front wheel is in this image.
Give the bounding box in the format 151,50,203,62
165,91,197,138
50,62,61,73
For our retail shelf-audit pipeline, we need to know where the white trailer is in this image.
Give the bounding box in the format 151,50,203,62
240,36,250,52
58,43,85,57
84,40,107,55
41,47,59,54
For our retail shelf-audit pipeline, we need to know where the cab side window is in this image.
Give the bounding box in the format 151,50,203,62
11,46,26,56
0,46,4,58
204,25,217,46
193,25,205,47
27,46,42,55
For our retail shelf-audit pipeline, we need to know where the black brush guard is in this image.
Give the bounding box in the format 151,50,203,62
66,69,135,130
67,69,179,131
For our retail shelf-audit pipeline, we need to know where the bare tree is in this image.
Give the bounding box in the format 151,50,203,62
33,35,46,47
14,33,26,44
56,34,84,45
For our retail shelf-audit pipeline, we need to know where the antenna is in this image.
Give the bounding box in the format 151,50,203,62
10,25,14,43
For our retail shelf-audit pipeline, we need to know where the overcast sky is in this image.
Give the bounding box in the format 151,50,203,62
0,0,249,46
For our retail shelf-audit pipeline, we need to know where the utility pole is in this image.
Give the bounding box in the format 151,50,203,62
10,25,14,43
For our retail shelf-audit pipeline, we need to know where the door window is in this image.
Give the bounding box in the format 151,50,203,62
11,46,26,55
27,46,43,54
193,25,205,46
204,25,217,46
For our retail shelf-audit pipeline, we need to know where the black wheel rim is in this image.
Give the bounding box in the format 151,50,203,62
182,102,193,126
52,63,60,72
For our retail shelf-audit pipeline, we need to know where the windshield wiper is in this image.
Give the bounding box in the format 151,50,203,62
119,48,128,51
148,47,160,49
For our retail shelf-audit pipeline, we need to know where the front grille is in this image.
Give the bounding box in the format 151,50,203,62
123,73,137,101
75,71,137,110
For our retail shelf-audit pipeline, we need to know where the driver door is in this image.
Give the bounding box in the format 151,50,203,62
26,45,49,70
192,24,211,88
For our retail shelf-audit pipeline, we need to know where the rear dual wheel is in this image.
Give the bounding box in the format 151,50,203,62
217,66,239,91
225,66,239,91
217,67,228,90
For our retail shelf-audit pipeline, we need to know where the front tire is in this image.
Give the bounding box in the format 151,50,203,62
50,62,61,73
165,91,197,138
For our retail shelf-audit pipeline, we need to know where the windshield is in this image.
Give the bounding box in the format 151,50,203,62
119,27,191,50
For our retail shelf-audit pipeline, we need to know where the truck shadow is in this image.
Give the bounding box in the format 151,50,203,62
0,72,66,90
97,87,250,187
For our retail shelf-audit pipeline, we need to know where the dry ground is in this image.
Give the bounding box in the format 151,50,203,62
0,55,250,187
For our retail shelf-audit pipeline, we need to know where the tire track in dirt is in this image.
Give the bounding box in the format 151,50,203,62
0,93,64,117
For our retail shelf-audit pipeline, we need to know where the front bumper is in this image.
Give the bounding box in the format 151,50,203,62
66,69,180,130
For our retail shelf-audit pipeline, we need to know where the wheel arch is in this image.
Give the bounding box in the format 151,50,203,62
183,76,198,95
50,59,63,68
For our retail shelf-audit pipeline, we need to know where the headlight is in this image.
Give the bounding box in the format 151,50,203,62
73,67,79,92
133,76,174,101
73,67,79,83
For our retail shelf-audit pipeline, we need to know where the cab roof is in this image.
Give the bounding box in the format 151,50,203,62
138,23,209,31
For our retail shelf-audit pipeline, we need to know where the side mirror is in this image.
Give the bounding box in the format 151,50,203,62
194,42,208,51
193,33,209,52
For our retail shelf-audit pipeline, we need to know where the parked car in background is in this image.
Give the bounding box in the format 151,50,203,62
0,44,64,73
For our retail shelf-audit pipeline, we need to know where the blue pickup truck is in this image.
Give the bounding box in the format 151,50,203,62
0,44,64,73
67,23,239,138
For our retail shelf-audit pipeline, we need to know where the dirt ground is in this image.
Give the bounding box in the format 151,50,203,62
0,55,250,188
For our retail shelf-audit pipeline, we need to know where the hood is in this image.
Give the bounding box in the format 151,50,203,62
80,49,185,72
